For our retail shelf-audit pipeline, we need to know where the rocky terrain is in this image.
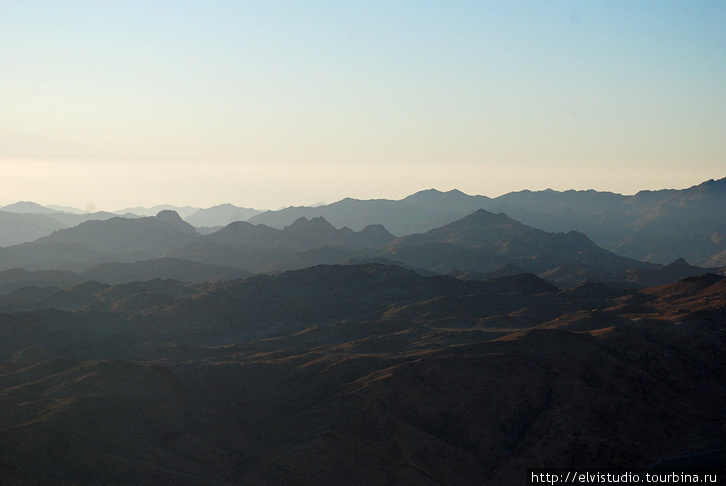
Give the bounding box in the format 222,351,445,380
0,264,723,485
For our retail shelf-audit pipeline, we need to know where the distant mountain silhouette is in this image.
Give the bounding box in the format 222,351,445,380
487,178,726,265
3,178,723,265
1,204,717,289
0,201,138,229
0,212,199,272
245,178,726,265
248,191,481,235
382,209,651,286
0,210,67,247
184,203,263,227
171,211,716,287
0,201,61,214
45,204,86,214
36,210,197,257
169,217,394,272
114,204,202,219
46,210,144,227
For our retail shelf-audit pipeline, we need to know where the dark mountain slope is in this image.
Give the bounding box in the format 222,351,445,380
620,258,720,288
0,211,199,272
0,258,248,296
0,271,722,485
0,241,105,272
36,210,197,256
81,257,252,284
0,268,83,295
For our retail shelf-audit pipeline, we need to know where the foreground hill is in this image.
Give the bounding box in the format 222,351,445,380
0,258,250,296
0,265,723,484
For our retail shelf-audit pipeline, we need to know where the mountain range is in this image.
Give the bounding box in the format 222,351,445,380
3,177,723,266
247,178,725,265
0,205,720,291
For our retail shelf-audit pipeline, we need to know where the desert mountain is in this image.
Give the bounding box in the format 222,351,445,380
2,204,716,290
381,209,652,286
168,217,394,273
245,178,726,265
483,178,726,264
0,212,199,272
248,193,476,235
4,178,722,264
0,266,722,484
173,211,715,287
36,210,197,255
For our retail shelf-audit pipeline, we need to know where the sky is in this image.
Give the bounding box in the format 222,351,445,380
1,1,724,211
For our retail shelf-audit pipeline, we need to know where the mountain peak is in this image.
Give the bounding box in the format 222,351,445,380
664,257,691,269
285,216,337,234
1,201,57,214
155,210,197,234
465,208,509,221
155,209,183,223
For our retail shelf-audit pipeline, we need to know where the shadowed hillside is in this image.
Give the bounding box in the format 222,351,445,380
0,265,723,484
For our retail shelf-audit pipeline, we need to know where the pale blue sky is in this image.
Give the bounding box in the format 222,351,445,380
1,1,724,209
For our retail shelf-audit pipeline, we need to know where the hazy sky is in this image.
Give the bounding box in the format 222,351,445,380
1,1,724,210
